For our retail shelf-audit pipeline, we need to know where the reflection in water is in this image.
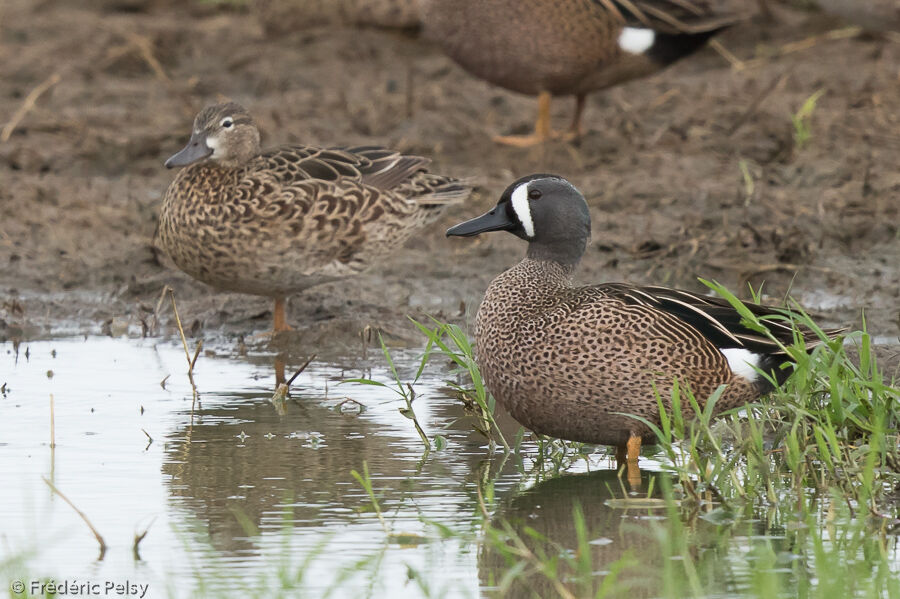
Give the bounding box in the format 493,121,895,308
5,338,896,598
479,469,670,598
163,390,438,555
159,359,501,563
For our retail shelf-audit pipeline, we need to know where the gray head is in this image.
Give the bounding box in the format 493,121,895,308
165,102,261,169
446,174,591,265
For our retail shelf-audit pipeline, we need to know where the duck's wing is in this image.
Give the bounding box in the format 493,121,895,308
257,144,431,191
596,282,843,356
599,0,746,33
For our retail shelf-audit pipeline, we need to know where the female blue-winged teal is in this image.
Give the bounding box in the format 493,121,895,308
447,174,843,479
421,0,744,146
158,102,471,332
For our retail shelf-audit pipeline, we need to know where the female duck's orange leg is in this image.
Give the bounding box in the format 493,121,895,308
273,297,293,333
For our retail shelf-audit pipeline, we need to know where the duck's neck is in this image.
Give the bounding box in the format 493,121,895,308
525,237,586,270
515,256,578,288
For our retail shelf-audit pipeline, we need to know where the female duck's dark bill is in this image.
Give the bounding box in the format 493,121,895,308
446,207,515,237
165,131,213,168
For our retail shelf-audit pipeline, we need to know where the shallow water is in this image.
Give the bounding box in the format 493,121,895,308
0,337,897,598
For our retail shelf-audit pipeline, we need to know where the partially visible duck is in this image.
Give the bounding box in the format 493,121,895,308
421,0,744,146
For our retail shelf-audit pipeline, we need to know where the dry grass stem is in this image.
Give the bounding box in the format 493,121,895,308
1,72,61,142
42,477,107,559
165,286,200,402
49,393,55,449
133,517,156,561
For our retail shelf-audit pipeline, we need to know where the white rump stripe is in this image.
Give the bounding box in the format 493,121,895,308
618,27,656,55
720,348,761,382
510,182,535,238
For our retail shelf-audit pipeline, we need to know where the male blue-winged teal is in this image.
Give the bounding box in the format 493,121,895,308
447,175,844,479
158,102,471,332
421,0,745,146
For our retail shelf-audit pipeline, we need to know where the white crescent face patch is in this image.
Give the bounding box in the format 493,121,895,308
205,133,223,160
510,181,535,238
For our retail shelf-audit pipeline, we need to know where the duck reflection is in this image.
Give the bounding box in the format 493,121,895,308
479,469,670,598
160,372,497,556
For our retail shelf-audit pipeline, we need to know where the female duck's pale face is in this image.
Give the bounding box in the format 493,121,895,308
165,103,260,168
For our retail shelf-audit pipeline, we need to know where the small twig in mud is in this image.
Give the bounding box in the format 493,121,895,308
133,517,156,561
165,286,201,402
149,285,169,337
159,374,170,390
736,263,846,289
335,398,366,413
1,72,61,142
190,343,202,372
708,39,744,69
735,26,862,72
49,393,56,449
726,72,789,137
272,354,317,403
475,480,491,520
42,477,107,559
287,354,317,387
401,382,431,451
102,27,194,118
142,428,153,449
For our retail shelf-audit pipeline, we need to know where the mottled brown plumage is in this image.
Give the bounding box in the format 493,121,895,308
447,175,843,470
158,102,470,331
421,0,745,145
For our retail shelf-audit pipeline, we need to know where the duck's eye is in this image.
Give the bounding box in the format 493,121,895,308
528,188,542,200
220,117,234,129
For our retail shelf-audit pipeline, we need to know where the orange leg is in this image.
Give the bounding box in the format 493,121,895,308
616,434,643,488
273,297,293,333
566,94,586,142
626,434,642,488
494,91,553,147
494,91,587,146
274,357,286,386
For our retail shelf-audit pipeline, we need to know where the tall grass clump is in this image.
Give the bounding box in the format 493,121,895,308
408,317,511,453
638,280,899,521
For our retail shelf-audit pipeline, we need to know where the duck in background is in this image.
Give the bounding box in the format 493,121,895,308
421,0,747,146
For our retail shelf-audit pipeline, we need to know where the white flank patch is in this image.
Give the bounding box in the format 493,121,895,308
720,348,761,382
510,182,535,238
618,27,656,55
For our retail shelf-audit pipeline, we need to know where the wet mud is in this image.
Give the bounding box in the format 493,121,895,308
1,0,898,359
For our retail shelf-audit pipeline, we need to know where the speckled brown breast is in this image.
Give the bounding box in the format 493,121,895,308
474,259,760,446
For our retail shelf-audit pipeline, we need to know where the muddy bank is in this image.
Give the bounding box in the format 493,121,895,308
1,0,898,358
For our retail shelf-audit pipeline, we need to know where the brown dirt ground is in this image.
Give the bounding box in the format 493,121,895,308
1,0,898,363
